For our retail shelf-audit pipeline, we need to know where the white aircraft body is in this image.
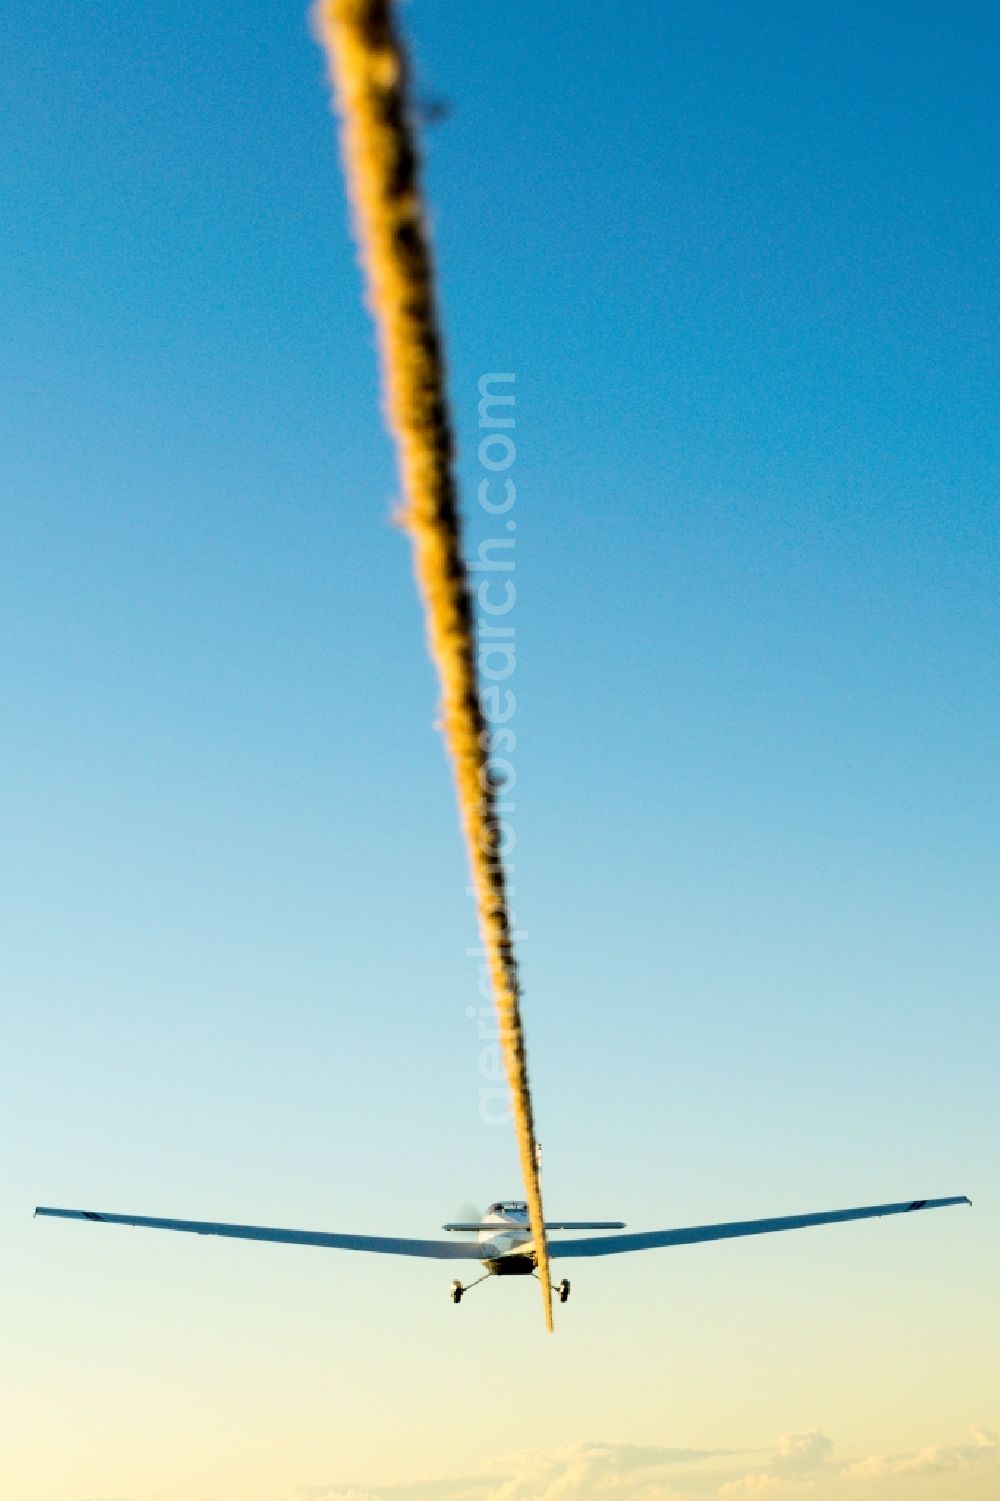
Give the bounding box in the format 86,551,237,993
35,1193,969,1308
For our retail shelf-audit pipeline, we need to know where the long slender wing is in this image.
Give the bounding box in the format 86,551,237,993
35,1206,485,1260
548,1195,970,1258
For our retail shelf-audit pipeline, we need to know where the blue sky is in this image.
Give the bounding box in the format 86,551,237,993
3,2,997,1498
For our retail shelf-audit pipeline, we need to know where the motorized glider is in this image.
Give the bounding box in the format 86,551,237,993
35,1193,970,1308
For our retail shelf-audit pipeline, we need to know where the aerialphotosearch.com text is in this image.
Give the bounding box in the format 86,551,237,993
465,372,523,1126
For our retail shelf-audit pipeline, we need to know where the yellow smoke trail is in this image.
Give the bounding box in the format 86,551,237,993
317,0,553,1332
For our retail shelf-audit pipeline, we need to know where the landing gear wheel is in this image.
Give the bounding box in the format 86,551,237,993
558,1279,571,1304
450,1280,464,1304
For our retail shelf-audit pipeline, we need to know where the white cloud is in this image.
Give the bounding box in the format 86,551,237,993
719,1429,833,1495
485,1441,740,1500
772,1433,834,1475
297,1423,1000,1501
845,1425,1000,1481
294,1441,746,1501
